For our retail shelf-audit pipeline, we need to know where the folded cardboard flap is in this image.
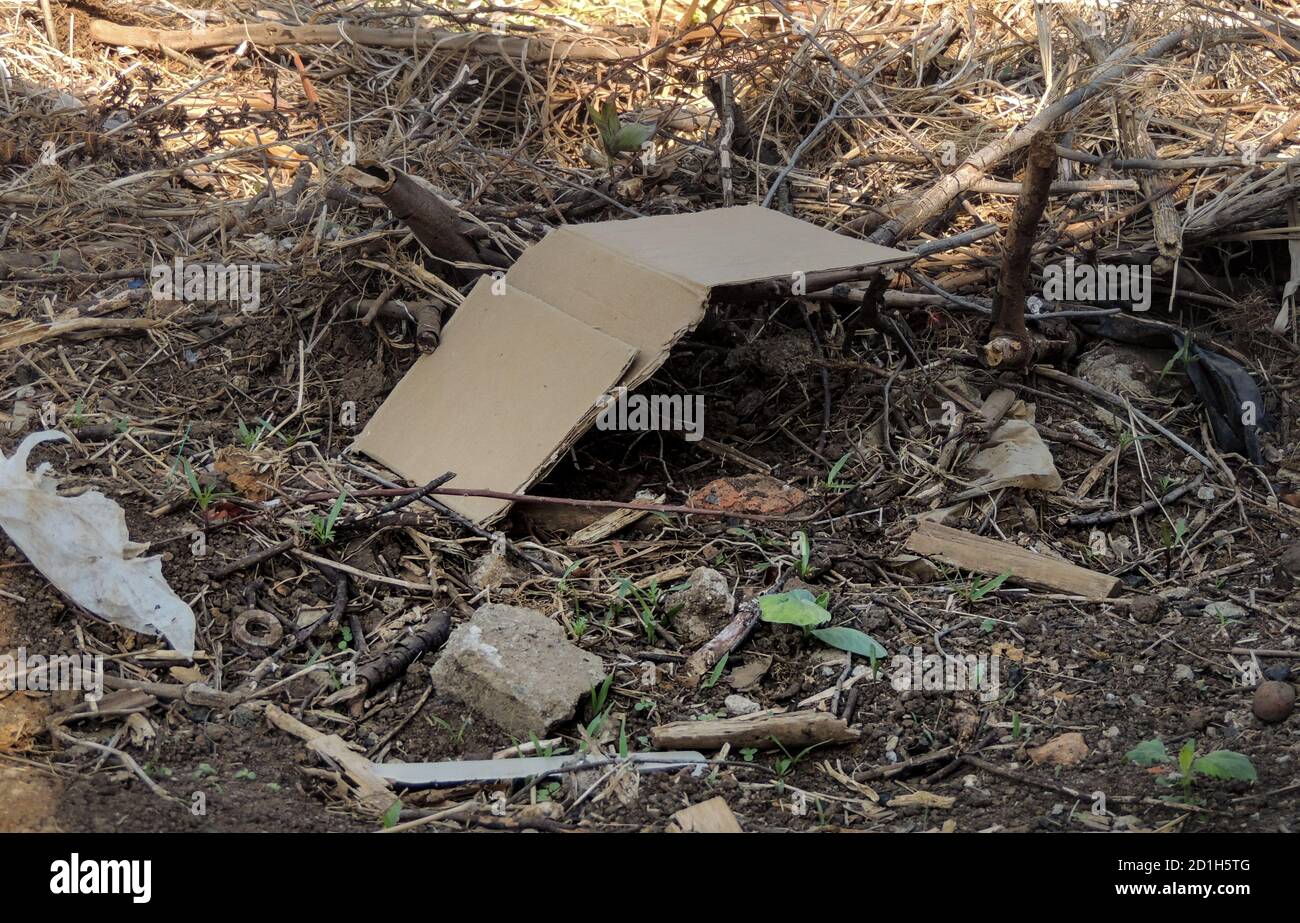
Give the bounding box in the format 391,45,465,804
354,206,910,523
354,278,636,523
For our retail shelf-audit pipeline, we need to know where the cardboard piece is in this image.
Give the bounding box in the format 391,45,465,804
355,206,910,522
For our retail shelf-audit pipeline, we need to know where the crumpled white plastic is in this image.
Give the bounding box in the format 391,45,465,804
0,431,195,656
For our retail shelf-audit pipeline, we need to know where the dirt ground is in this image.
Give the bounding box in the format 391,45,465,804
1,0,1298,833
1,296,1297,833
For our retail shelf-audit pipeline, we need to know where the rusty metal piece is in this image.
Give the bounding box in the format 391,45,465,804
231,609,283,652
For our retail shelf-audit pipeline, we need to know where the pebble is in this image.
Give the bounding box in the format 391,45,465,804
724,694,761,717
1204,600,1246,621
1252,681,1296,724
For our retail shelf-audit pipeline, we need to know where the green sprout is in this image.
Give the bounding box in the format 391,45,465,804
182,459,221,512
1126,737,1256,802
589,99,653,164
310,490,348,544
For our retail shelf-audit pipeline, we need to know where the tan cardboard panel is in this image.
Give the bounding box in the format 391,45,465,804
562,205,910,288
506,228,707,387
353,278,636,522
354,207,912,523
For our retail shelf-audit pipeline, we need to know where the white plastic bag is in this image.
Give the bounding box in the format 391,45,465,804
0,431,195,656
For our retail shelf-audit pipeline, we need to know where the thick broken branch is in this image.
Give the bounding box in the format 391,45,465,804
356,611,453,694
985,132,1057,371
347,161,506,284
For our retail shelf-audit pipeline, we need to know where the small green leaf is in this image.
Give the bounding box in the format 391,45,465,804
702,652,729,690
1179,739,1195,776
613,122,653,152
1191,750,1257,783
381,799,402,829
826,452,851,487
970,570,1012,601
757,589,831,627
810,626,886,659
1125,738,1169,766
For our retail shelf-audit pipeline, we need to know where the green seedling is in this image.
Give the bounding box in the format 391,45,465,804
1159,517,1190,551
825,452,853,490
965,570,1012,603
67,397,87,429
274,426,319,449
1158,517,1190,578
380,799,402,829
429,715,471,747
590,673,613,716
1158,335,1196,383
584,673,615,741
569,613,589,641
557,560,583,594
233,768,257,781
526,734,561,759
310,490,348,544
182,459,221,513
589,99,653,164
702,652,729,690
758,589,887,662
1125,737,1256,802
236,417,272,448
616,578,663,643
770,738,831,790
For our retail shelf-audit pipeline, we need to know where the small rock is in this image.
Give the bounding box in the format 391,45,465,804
430,604,607,738
1204,600,1246,621
1276,543,1300,586
724,694,761,717
1128,594,1162,623
1196,485,1216,501
469,547,529,591
1029,732,1088,767
662,567,734,643
1252,681,1296,724
1174,664,1195,682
